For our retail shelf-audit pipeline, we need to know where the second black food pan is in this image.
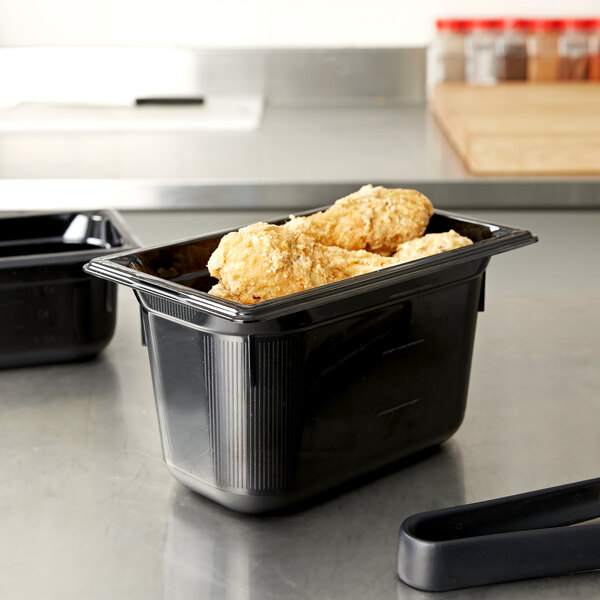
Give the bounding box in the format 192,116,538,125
85,208,537,513
0,210,138,369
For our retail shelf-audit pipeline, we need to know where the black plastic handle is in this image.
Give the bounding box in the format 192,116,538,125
397,477,600,591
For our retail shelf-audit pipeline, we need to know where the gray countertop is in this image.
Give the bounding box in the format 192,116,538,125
1,105,599,210
1,208,599,599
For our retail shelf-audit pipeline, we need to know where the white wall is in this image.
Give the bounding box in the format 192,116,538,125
0,0,597,48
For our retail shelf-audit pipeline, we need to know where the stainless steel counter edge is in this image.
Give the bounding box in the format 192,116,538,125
1,178,600,211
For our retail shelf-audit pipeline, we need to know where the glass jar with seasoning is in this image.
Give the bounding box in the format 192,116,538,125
527,19,562,81
559,18,592,80
590,19,600,80
465,19,501,84
496,18,529,80
431,18,468,83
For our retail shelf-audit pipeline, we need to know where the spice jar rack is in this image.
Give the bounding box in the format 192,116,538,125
431,17,600,85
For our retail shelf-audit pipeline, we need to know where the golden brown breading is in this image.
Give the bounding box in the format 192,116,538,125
207,222,397,304
207,225,473,305
283,184,433,255
393,230,472,262
207,282,243,303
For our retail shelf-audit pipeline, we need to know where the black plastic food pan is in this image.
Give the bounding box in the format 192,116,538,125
0,210,138,369
85,209,536,513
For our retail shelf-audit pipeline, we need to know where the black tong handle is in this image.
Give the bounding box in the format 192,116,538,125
397,477,600,591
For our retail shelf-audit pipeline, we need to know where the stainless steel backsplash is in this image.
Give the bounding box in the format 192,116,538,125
0,47,426,106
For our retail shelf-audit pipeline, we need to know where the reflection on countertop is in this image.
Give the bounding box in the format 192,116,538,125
163,446,464,600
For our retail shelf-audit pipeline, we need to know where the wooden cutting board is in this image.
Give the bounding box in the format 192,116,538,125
431,82,600,175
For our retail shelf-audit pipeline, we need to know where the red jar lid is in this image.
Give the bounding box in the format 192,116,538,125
436,19,470,31
500,18,531,30
561,18,594,30
471,19,502,30
529,19,563,31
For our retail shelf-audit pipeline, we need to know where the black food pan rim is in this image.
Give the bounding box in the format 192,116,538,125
0,209,140,269
84,208,537,323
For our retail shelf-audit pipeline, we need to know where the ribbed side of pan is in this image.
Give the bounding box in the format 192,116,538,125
204,334,303,492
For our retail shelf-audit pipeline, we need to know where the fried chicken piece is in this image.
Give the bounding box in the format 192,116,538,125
208,282,244,303
393,230,472,261
283,184,434,255
207,224,473,305
207,222,397,304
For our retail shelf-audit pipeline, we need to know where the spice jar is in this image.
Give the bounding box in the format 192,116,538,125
496,18,529,80
465,19,501,84
431,19,468,83
559,18,592,80
590,19,600,80
527,19,562,81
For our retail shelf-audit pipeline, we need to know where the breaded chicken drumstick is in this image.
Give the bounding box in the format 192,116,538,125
393,230,472,261
283,184,434,255
208,223,471,304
